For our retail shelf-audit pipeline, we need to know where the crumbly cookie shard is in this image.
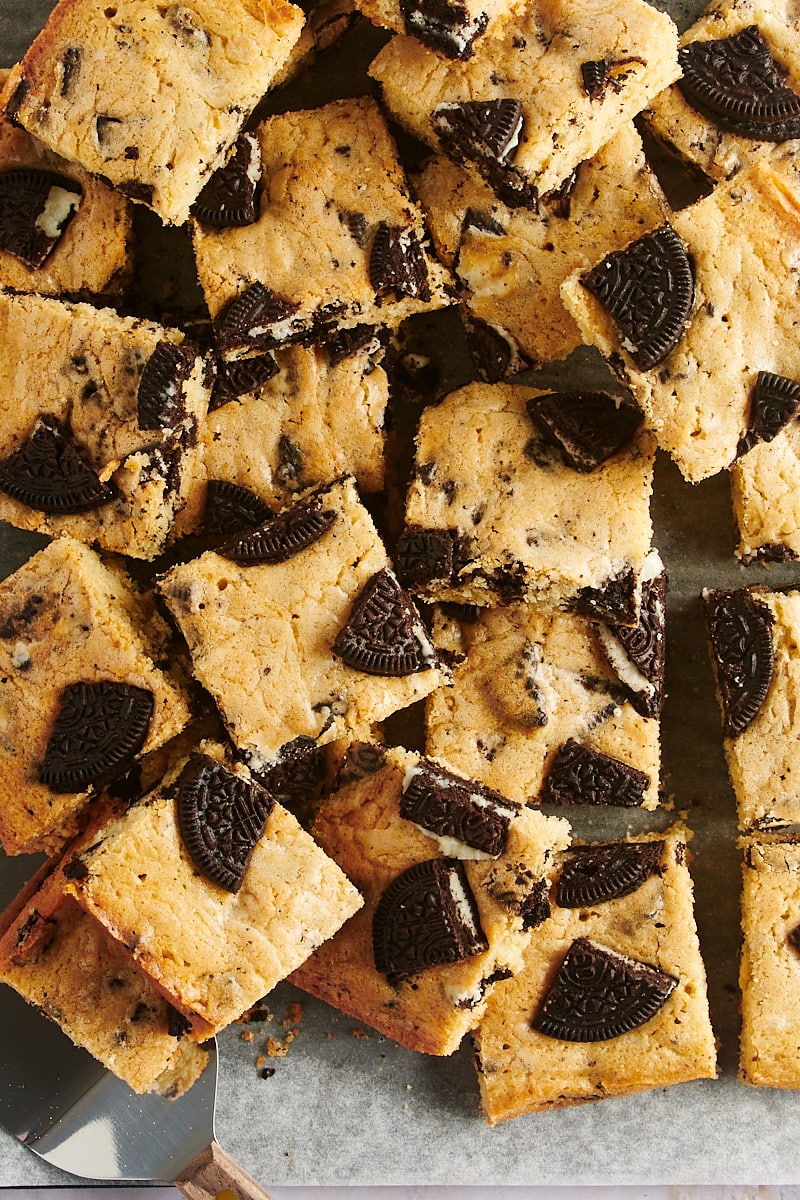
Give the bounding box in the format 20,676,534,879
561,153,800,483
412,123,669,372
0,537,191,857
739,835,800,1088
368,0,679,206
473,826,717,1122
399,381,656,612
0,810,207,1097
642,0,800,185
0,0,305,226
63,742,363,1040
0,290,211,559
157,476,447,774
191,97,453,361
425,595,662,809
704,584,800,829
290,744,571,1055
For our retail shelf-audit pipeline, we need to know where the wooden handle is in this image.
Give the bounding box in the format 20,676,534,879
173,1140,275,1200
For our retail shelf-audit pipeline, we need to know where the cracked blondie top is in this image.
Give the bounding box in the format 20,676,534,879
643,0,800,185
0,289,212,559
474,826,717,1122
290,742,571,1055
157,476,449,774
191,97,453,360
398,380,656,615
0,0,305,226
412,123,669,372
426,579,664,811
0,537,191,856
369,0,680,206
561,152,800,483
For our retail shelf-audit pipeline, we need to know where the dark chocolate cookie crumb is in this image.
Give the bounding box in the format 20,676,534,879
39,680,154,793
177,752,274,893
678,25,800,142
0,415,115,513
372,857,488,983
532,936,678,1041
542,740,650,807
581,225,694,370
556,841,665,907
704,587,775,737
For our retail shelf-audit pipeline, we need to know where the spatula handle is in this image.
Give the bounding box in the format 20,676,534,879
173,1139,275,1200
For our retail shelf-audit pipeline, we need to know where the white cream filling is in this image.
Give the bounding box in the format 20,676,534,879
35,186,81,239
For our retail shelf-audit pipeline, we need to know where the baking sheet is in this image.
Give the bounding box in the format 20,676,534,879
1,0,800,1187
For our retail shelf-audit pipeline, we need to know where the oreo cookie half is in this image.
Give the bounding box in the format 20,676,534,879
214,282,301,355
581,225,694,370
137,340,196,430
542,740,650,807
333,568,438,676
217,491,336,564
598,569,668,719
191,131,261,227
704,587,775,737
39,680,154,792
556,841,665,907
177,752,274,892
203,479,274,539
0,416,115,513
737,371,800,457
399,0,488,59
372,857,488,982
526,390,643,472
401,759,519,857
369,223,431,302
0,168,82,268
532,937,678,1041
678,25,800,142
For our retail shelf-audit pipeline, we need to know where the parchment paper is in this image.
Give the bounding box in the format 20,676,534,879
1,0,799,1186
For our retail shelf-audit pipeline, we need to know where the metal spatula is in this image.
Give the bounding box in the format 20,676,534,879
0,943,274,1200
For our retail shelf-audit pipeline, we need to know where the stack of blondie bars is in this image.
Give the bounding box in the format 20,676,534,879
1,0,799,1130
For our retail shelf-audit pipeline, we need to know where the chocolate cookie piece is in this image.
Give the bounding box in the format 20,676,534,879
177,752,275,893
191,132,261,228
581,57,645,102
571,567,639,626
369,223,432,302
598,567,667,718
556,841,665,907
532,936,678,1041
704,587,775,737
203,480,275,539
526,390,644,472
400,759,520,857
209,353,279,411
0,416,115,514
218,492,337,564
432,98,523,167
0,168,82,268
214,282,301,356
399,0,488,59
336,740,388,787
137,340,196,430
253,735,329,828
39,680,154,792
465,316,530,384
737,371,800,458
581,224,694,370
333,568,437,676
372,857,488,983
678,25,800,142
542,740,650,807
395,526,456,587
